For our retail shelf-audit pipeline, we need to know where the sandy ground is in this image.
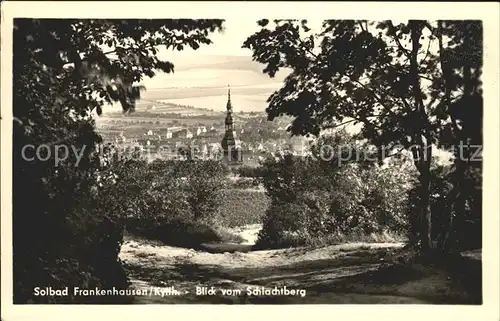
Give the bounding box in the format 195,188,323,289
119,225,481,304
119,239,409,304
225,224,261,245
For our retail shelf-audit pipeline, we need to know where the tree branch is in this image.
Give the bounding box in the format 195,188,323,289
386,145,406,158
324,119,358,129
387,21,411,58
358,21,366,32
420,34,433,65
352,79,400,119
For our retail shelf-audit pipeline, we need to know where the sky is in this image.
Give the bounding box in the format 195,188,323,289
181,19,262,56
101,19,296,113
122,19,436,114
139,18,322,90
141,19,271,88
132,19,295,112
157,18,321,57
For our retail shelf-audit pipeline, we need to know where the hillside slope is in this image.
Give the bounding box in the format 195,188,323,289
119,233,481,304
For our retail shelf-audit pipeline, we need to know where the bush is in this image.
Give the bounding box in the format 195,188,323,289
255,201,313,249
255,131,415,249
118,159,234,246
128,218,233,248
232,177,260,189
13,142,131,304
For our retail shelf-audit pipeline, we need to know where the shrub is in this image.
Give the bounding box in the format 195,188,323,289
118,159,234,247
178,160,229,222
13,144,131,304
255,130,416,249
255,201,314,249
232,177,260,189
129,218,220,248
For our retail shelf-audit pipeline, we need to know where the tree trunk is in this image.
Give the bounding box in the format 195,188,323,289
408,21,435,253
441,23,475,253
419,146,433,252
451,31,475,251
443,151,468,252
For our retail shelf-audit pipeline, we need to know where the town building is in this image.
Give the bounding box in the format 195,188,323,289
220,86,243,164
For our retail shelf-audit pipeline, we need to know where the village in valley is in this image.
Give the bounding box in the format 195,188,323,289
95,86,308,166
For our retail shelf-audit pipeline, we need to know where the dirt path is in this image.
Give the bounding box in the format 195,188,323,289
119,226,481,304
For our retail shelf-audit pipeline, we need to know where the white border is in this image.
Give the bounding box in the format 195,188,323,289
1,2,499,321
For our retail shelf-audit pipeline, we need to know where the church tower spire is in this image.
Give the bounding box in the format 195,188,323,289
221,85,240,162
224,85,234,132
226,85,233,112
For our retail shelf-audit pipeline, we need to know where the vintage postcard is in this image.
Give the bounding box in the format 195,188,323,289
1,1,499,321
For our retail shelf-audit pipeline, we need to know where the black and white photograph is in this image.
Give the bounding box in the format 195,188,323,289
1,1,499,320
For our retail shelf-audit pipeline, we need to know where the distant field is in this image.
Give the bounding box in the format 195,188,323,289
218,188,270,228
156,94,270,113
147,85,275,113
101,85,279,116
96,117,220,125
140,85,278,101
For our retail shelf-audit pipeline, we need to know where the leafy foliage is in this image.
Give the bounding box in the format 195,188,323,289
255,131,416,249
122,159,229,230
243,19,482,253
13,18,223,303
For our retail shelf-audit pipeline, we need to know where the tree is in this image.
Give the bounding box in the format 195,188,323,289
243,19,482,253
13,18,224,303
256,130,415,249
433,21,483,252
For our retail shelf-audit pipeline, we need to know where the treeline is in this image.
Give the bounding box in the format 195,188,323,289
108,110,223,119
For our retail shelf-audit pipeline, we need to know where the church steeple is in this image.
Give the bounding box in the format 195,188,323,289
226,85,233,112
224,85,234,132
221,84,239,161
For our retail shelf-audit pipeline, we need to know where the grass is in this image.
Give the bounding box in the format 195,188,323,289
254,230,407,250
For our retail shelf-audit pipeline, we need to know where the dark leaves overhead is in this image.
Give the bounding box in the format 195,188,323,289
242,19,482,153
14,18,224,123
